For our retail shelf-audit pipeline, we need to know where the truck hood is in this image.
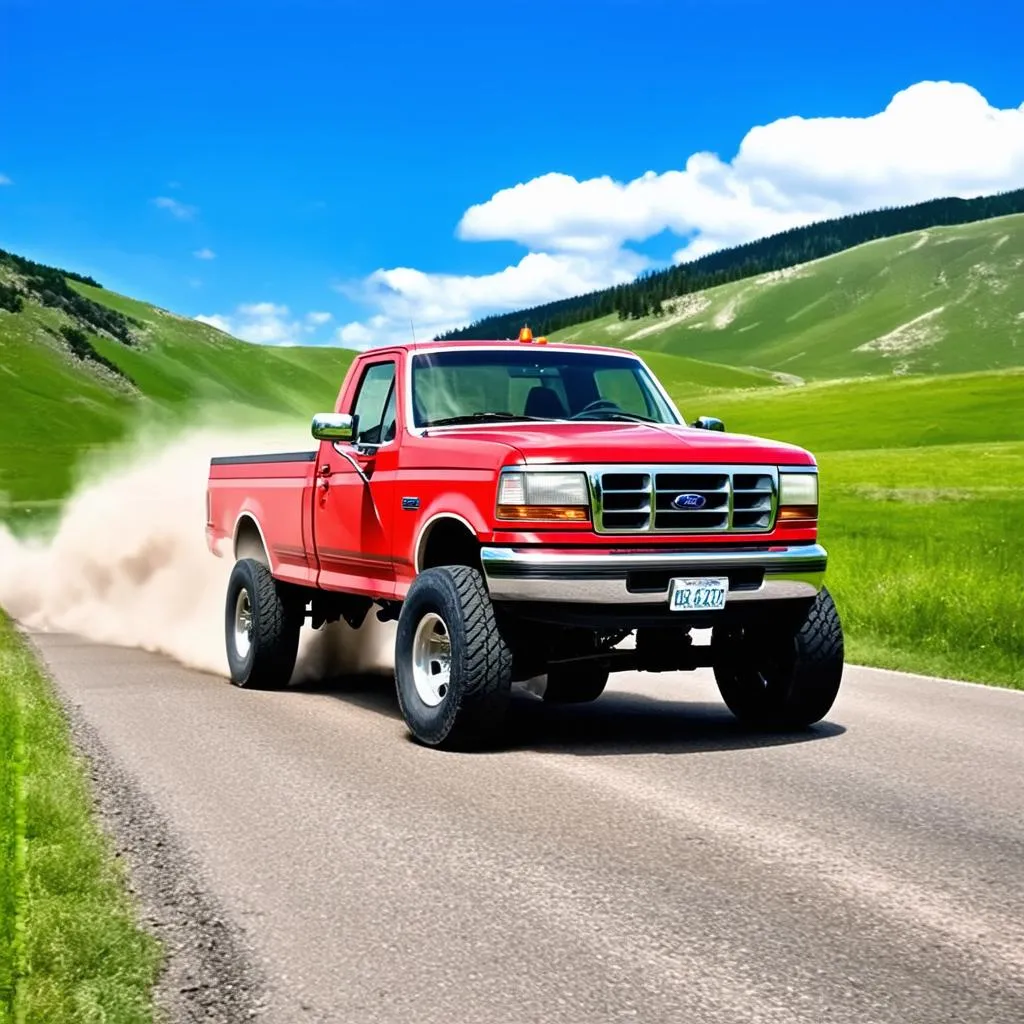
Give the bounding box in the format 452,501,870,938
430,421,813,466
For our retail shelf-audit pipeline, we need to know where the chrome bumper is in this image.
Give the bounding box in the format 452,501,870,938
480,543,827,605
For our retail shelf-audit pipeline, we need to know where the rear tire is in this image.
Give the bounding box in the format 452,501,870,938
543,666,609,704
395,566,512,749
712,588,844,728
225,558,302,689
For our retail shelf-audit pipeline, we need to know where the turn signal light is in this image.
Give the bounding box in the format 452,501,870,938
496,505,590,522
778,504,818,524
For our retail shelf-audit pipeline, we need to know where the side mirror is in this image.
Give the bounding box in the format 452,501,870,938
692,415,725,432
312,412,357,443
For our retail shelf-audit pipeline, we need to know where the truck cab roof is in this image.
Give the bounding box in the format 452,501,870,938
365,338,639,359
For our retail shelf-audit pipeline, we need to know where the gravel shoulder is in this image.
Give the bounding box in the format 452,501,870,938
30,631,268,1024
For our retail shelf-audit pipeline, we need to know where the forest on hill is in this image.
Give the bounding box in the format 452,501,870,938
437,187,1024,341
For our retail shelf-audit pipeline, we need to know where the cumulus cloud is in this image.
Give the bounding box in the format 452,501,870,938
459,81,1024,262
196,302,336,346
193,247,216,260
0,174,11,186
153,196,197,220
194,313,233,333
336,249,647,347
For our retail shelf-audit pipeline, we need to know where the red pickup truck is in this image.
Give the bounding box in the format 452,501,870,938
207,335,842,748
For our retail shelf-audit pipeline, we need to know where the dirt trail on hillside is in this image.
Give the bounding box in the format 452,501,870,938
0,426,394,681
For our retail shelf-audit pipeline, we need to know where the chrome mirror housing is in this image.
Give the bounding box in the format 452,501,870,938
311,412,356,443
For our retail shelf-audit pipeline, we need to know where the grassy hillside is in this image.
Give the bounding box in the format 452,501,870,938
553,214,1024,380
633,350,778,398
693,368,1024,452
0,274,355,515
439,187,1024,341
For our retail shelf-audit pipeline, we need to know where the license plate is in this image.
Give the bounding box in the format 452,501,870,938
668,577,729,612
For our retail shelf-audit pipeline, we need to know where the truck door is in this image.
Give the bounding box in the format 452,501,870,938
312,358,399,598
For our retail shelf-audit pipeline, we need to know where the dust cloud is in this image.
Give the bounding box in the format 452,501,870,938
0,424,395,682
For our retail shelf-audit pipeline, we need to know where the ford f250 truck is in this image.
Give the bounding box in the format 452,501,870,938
206,333,843,748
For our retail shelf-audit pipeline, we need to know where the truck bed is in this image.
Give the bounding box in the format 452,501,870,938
207,451,319,587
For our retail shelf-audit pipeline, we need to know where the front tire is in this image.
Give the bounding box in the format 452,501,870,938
225,558,302,689
395,566,512,749
711,588,844,729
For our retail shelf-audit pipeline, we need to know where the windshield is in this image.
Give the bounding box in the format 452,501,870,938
410,348,679,428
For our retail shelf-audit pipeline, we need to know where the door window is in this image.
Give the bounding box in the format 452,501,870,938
351,362,397,445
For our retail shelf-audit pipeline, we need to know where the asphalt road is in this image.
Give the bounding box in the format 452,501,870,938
31,632,1024,1024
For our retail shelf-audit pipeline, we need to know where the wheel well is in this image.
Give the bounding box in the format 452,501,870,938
418,518,480,574
235,516,270,566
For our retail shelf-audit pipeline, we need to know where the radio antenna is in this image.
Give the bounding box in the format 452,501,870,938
410,319,417,343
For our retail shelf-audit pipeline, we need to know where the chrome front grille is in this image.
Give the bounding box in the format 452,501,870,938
592,465,777,534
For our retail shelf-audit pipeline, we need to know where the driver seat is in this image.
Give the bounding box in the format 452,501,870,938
524,386,567,419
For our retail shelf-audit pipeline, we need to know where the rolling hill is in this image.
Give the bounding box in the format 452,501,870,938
439,187,1024,342
552,214,1024,380
0,264,356,513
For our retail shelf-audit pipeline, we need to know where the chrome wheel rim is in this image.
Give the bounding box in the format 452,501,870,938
234,588,253,661
411,612,451,707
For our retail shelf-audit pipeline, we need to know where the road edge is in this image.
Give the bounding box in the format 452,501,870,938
23,629,270,1024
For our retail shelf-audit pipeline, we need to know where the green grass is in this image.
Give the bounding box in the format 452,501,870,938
551,213,1024,380
819,443,1024,687
0,614,160,1023
694,368,1024,452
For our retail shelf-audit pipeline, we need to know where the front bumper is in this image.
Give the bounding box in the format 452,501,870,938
480,543,827,605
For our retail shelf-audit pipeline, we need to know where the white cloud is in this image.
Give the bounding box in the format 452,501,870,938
336,249,647,347
153,196,197,220
195,302,336,346
193,247,216,260
459,82,1024,263
195,313,232,333
0,174,11,186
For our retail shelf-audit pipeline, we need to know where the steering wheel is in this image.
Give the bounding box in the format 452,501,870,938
571,399,622,419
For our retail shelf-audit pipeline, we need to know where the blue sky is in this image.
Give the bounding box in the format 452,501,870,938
1,0,1022,347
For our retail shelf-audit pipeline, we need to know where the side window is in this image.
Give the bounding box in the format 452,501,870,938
380,384,398,443
351,362,396,445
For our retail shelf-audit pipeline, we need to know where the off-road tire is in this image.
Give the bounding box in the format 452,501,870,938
711,587,844,729
395,565,512,749
543,666,609,704
225,558,302,689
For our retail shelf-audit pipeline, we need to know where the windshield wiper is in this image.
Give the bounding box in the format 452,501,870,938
571,411,660,423
424,412,562,427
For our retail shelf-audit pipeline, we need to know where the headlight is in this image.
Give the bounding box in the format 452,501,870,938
497,471,590,522
778,470,818,523
779,471,818,506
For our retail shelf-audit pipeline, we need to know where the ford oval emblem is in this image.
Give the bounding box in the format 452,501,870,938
672,493,706,510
